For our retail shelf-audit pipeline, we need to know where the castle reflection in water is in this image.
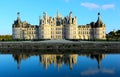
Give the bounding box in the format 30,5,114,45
11,50,105,70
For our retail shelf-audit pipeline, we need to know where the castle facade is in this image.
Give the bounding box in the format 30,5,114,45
12,11,106,40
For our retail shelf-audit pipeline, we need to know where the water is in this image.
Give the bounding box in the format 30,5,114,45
0,49,120,77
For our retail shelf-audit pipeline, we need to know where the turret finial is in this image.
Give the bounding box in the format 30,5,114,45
98,12,100,16
97,12,101,21
17,12,20,18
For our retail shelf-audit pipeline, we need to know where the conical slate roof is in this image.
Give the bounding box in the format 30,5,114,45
13,12,22,27
95,12,103,27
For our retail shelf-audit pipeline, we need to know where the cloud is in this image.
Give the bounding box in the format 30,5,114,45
65,0,69,3
101,4,115,10
81,2,99,9
81,2,115,10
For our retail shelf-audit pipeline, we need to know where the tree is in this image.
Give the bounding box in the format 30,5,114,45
116,30,120,40
0,35,12,41
107,30,120,41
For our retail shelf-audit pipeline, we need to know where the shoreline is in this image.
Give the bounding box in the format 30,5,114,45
0,49,120,54
0,41,120,49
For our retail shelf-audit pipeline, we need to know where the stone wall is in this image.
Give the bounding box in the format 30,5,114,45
0,42,120,49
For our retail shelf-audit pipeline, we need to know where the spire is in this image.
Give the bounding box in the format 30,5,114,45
98,12,100,21
56,10,61,18
97,12,102,24
57,10,59,17
17,12,20,18
17,12,21,23
43,12,47,18
69,11,72,17
39,16,41,25
39,16,41,20
95,12,103,27
43,12,47,24
43,12,47,15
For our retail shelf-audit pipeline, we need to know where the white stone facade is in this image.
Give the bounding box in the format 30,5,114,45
12,12,106,40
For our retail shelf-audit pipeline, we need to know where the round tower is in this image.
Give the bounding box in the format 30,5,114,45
94,12,106,39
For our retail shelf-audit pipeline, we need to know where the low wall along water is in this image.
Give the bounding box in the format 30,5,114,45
0,41,120,50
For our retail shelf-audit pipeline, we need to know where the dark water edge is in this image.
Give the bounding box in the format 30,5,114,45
0,49,120,54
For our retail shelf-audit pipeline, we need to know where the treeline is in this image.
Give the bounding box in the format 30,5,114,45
107,30,120,41
0,35,12,41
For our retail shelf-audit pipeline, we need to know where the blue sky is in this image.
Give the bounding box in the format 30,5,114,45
0,0,120,34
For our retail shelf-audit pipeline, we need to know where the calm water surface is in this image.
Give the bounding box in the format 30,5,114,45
0,49,120,77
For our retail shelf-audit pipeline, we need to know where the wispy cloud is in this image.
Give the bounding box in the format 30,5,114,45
101,4,115,10
65,0,69,3
81,2,115,10
81,2,99,9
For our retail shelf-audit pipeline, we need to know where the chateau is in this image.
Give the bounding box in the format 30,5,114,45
12,11,106,40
